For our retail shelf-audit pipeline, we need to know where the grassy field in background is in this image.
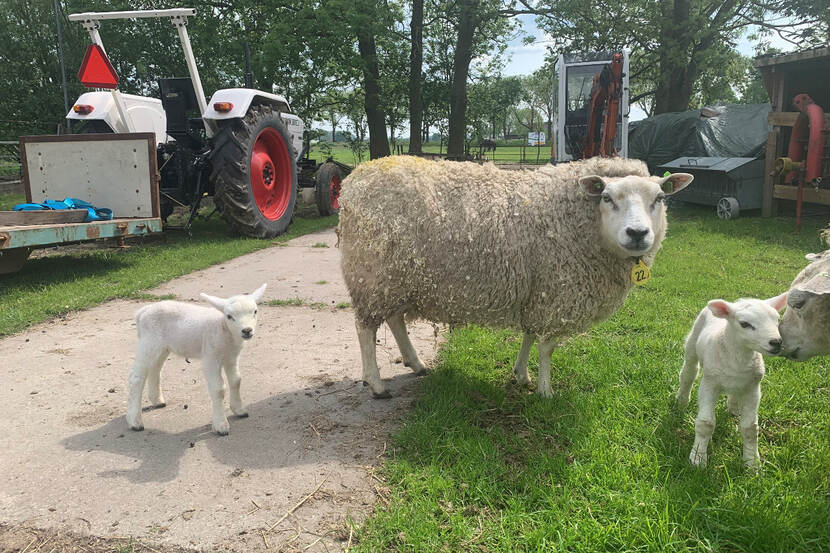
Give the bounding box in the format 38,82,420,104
353,205,830,552
0,201,337,337
309,140,550,166
0,193,24,210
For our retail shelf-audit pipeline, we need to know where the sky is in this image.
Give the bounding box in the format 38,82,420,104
499,14,796,121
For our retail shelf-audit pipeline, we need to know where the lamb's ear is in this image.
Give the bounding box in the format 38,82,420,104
659,173,694,195
707,299,731,318
579,175,606,196
200,293,227,312
766,292,788,312
250,283,267,303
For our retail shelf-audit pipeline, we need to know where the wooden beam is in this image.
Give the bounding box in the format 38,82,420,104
0,209,88,226
762,130,779,217
768,111,830,127
755,47,830,68
774,184,830,206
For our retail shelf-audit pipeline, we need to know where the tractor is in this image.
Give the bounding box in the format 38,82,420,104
66,7,347,238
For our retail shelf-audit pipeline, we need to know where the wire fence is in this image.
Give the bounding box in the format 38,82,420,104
0,141,23,195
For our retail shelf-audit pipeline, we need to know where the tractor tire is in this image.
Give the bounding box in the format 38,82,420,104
76,120,114,134
210,105,298,238
314,161,343,216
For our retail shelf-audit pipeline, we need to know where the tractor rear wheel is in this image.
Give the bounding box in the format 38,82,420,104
210,105,298,238
315,161,343,216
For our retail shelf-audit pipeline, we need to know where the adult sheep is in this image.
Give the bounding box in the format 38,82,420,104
338,156,692,398
779,249,830,361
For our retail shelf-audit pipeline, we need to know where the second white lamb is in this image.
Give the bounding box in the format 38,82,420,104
675,293,787,470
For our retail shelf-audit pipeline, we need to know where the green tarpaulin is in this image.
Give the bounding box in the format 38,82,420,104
628,103,771,173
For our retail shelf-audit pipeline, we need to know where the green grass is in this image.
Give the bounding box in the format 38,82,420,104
0,211,338,337
353,204,830,552
0,193,24,210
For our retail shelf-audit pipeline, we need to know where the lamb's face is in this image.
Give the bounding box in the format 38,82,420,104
780,256,830,361
200,283,267,342
710,296,787,355
579,172,693,259
223,297,260,340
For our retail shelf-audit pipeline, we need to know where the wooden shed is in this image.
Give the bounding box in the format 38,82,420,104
755,47,830,217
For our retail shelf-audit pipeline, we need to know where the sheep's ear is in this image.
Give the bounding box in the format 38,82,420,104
796,271,830,296
659,172,693,195
579,175,606,196
200,293,227,312
766,292,788,312
250,283,267,303
707,299,731,318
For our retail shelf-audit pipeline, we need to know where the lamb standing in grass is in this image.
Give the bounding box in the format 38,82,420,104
338,156,693,398
675,294,787,469
126,284,267,435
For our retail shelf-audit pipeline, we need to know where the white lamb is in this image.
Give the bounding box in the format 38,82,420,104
675,293,787,469
126,284,267,435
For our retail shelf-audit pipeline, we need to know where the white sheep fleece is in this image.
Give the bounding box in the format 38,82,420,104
676,293,787,470
338,155,692,398
125,284,266,435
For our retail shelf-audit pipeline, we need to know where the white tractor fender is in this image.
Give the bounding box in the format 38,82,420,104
66,91,167,144
205,89,305,161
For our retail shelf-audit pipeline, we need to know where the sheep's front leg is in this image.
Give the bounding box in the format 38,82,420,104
387,314,426,375
203,359,230,435
689,378,718,468
513,333,534,388
223,356,248,418
740,385,762,470
356,320,390,398
536,338,556,398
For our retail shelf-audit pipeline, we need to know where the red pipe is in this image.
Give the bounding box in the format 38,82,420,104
787,94,826,184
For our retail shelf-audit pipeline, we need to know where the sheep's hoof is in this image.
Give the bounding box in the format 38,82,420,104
215,429,229,436
372,390,393,399
236,412,250,418
412,367,428,377
129,424,144,432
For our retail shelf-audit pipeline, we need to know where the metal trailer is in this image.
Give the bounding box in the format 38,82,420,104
657,156,765,219
0,133,162,274
552,50,630,162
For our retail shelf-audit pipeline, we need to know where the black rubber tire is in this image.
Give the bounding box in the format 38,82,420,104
210,105,298,238
314,161,343,216
75,120,114,134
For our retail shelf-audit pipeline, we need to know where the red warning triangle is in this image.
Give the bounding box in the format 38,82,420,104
78,44,119,89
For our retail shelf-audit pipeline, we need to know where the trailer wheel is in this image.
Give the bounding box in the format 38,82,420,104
716,197,740,220
315,162,342,216
210,105,297,238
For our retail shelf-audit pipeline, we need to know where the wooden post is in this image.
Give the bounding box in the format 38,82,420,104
762,129,779,217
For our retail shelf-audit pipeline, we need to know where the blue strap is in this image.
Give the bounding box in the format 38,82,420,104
13,197,114,222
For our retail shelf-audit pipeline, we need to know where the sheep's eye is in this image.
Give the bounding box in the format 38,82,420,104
653,194,665,206
227,314,233,320
792,300,805,309
254,310,258,315
601,194,613,204
739,321,754,330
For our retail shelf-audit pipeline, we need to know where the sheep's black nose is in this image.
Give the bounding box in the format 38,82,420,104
769,339,782,353
626,227,649,242
242,327,253,337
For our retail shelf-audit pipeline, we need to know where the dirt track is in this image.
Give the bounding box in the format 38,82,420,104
0,228,440,552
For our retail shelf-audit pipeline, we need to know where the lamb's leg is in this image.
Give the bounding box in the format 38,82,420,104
727,394,742,417
676,327,700,409
203,359,230,435
126,344,166,431
387,314,426,375
740,385,761,470
223,356,248,418
536,338,556,398
689,378,718,468
146,350,168,408
513,333,534,387
356,320,390,399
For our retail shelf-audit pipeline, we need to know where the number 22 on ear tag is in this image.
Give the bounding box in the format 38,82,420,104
631,259,651,286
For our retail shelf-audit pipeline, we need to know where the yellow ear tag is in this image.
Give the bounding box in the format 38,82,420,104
631,259,651,286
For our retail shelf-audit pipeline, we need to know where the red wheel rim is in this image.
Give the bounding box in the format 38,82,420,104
329,174,342,210
250,127,291,220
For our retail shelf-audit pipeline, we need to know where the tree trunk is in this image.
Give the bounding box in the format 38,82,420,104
408,0,424,154
356,30,391,159
653,0,697,114
446,0,478,159
331,119,336,142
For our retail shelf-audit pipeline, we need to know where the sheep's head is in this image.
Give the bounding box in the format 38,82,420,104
580,172,693,258
780,253,830,361
200,283,267,341
708,294,788,355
